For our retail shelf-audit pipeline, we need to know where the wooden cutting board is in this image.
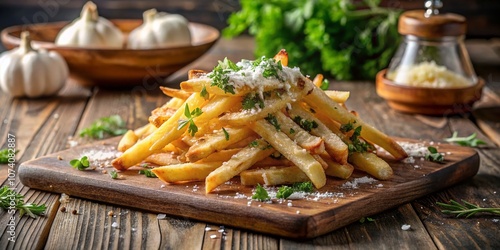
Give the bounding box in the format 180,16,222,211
18,137,479,239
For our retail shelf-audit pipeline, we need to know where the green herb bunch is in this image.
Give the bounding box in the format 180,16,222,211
0,186,46,218
224,0,401,80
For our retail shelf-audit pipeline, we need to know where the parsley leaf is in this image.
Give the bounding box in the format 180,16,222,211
276,182,315,199
444,132,486,147
425,146,444,163
359,217,375,223
293,181,314,192
242,93,265,110
177,104,203,136
200,85,209,99
276,186,294,199
320,78,330,90
222,127,230,141
265,113,281,131
293,116,318,132
208,58,239,94
252,184,270,201
109,170,118,179
0,186,46,218
79,115,127,139
139,169,157,178
340,122,374,154
69,156,90,170
249,140,259,148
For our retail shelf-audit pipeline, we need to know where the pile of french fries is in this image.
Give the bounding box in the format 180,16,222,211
112,50,408,193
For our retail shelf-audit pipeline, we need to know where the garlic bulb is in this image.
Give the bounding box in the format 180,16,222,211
127,9,192,49
0,31,69,97
55,1,124,48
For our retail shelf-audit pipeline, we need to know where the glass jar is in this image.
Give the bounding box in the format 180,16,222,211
386,9,477,88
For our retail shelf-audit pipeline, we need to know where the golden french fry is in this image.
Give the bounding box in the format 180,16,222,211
159,86,191,100
274,111,325,155
145,153,181,166
303,80,408,160
324,90,350,103
251,119,326,189
188,69,208,80
149,106,177,128
117,130,139,152
180,79,250,96
253,157,293,168
205,139,275,193
288,103,348,164
186,127,256,162
240,166,309,186
112,93,207,170
349,152,393,180
198,148,242,163
273,49,289,67
313,74,324,88
152,162,223,183
134,123,156,139
321,156,354,180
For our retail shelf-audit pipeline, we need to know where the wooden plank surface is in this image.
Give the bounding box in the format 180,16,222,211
18,136,479,239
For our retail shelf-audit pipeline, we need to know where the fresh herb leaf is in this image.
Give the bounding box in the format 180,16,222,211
242,93,265,110
69,156,90,170
320,78,330,90
0,186,46,218
208,58,238,94
444,132,486,147
293,116,318,132
359,217,375,223
425,146,444,163
0,148,18,164
293,181,314,192
109,170,118,179
177,104,203,136
436,199,500,218
252,184,270,201
222,127,230,141
276,186,294,199
249,140,259,148
340,122,374,154
265,113,281,131
79,115,127,139
139,169,157,178
200,85,209,99
289,128,295,134
223,1,401,80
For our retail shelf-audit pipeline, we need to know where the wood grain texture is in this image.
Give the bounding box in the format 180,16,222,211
18,137,479,239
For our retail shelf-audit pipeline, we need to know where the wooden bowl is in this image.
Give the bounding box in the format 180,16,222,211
1,20,219,88
376,69,484,115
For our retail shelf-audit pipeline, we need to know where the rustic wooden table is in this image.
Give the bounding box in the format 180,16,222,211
1,36,499,249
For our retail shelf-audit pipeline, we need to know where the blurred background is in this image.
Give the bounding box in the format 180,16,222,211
1,0,499,48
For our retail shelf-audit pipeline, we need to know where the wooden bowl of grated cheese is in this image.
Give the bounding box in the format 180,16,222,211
376,69,484,115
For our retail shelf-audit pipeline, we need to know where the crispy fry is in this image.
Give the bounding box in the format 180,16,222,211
324,90,350,103
273,49,289,67
159,86,191,100
153,162,223,183
149,106,177,128
321,156,354,180
240,166,309,186
205,139,275,193
198,148,242,163
186,127,256,162
117,130,138,152
349,152,393,180
251,119,326,189
288,103,348,164
274,111,325,155
188,69,208,80
303,80,408,160
145,153,181,166
313,74,324,88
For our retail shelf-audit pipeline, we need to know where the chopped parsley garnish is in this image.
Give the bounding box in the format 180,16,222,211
359,217,375,223
222,127,230,141
200,85,209,99
320,79,330,90
208,58,238,94
293,116,318,132
276,182,314,199
265,113,281,131
139,169,157,178
0,186,46,218
253,57,284,82
109,170,118,179
249,140,259,148
78,115,127,139
340,122,374,154
425,146,444,163
70,156,90,170
252,184,270,201
276,186,294,199
242,93,265,110
289,128,295,134
178,104,203,136
444,132,486,147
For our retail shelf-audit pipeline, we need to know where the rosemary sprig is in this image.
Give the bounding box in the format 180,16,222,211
0,186,46,218
436,199,500,218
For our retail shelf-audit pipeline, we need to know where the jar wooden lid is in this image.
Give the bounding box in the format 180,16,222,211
398,10,466,38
